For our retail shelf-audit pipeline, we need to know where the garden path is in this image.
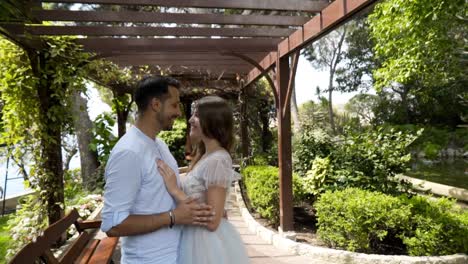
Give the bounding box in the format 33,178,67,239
100,191,327,263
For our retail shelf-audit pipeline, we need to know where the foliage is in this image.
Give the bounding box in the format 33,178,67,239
6,195,48,261
0,35,90,257
242,166,305,226
344,93,379,126
302,26,348,133
316,188,411,254
298,100,329,130
6,185,103,261
333,128,418,194
302,157,334,196
65,194,103,236
241,79,277,165
372,81,467,127
366,0,467,128
383,124,468,155
158,118,187,165
369,0,466,90
64,168,84,201
315,188,468,256
292,126,333,176
0,214,12,263
90,112,118,164
422,143,441,160
295,127,420,196
336,15,379,93
400,195,468,256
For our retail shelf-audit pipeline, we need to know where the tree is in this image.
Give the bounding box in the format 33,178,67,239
336,16,379,93
303,26,348,134
345,94,379,126
86,60,137,138
298,99,329,130
369,0,466,90
70,89,99,188
0,36,89,226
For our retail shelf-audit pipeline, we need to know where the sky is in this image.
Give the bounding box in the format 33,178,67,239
295,55,360,107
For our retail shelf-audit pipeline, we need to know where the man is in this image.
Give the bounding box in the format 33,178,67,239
101,76,214,263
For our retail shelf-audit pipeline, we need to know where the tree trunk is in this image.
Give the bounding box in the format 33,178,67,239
113,90,132,139
401,86,411,123
71,90,99,189
328,75,336,134
63,145,77,172
290,85,300,132
117,109,129,138
327,28,346,134
35,57,65,225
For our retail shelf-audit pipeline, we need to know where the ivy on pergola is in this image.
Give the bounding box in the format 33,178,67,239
0,0,378,231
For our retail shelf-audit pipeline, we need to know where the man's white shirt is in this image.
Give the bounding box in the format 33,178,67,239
101,126,181,264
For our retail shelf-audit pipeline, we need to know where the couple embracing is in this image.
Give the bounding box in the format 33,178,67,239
101,76,250,264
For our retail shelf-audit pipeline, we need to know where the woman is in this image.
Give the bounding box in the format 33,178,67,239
156,96,249,264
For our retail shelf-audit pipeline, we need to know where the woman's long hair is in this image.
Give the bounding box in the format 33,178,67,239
189,96,234,170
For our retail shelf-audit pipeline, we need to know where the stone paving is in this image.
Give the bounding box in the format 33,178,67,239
106,191,326,263
225,193,327,264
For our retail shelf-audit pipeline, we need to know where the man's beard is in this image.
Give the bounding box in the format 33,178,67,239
158,112,175,131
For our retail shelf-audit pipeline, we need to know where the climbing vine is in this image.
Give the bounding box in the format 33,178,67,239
0,36,89,259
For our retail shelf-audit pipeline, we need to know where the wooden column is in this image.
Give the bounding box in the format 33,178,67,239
239,82,249,160
276,54,293,232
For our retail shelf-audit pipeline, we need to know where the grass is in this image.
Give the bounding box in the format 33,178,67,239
0,214,13,264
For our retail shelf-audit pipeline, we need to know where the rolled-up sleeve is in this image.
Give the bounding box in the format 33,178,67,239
101,150,141,233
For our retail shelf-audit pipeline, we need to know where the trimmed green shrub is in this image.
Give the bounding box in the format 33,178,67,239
315,188,411,254
401,196,468,256
249,154,269,166
242,165,305,226
315,188,468,256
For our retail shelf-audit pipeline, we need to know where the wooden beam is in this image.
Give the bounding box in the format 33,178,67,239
221,51,278,106
76,38,281,52
245,0,379,86
14,25,295,38
169,73,238,80
116,65,250,74
94,51,268,61
33,10,310,26
108,59,249,66
41,0,329,12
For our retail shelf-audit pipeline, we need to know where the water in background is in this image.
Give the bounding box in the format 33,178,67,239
0,161,29,199
407,159,468,190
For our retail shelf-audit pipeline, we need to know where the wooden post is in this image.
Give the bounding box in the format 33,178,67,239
239,82,249,160
276,54,293,231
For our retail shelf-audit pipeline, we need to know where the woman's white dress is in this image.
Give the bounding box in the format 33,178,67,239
178,150,249,264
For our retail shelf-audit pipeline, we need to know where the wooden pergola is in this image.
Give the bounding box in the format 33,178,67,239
1,0,377,231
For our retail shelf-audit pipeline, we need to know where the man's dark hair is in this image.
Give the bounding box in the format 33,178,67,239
134,76,180,113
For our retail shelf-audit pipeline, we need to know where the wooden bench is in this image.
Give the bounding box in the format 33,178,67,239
9,208,119,264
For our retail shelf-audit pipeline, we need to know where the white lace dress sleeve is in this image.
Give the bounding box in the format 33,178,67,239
201,152,233,189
